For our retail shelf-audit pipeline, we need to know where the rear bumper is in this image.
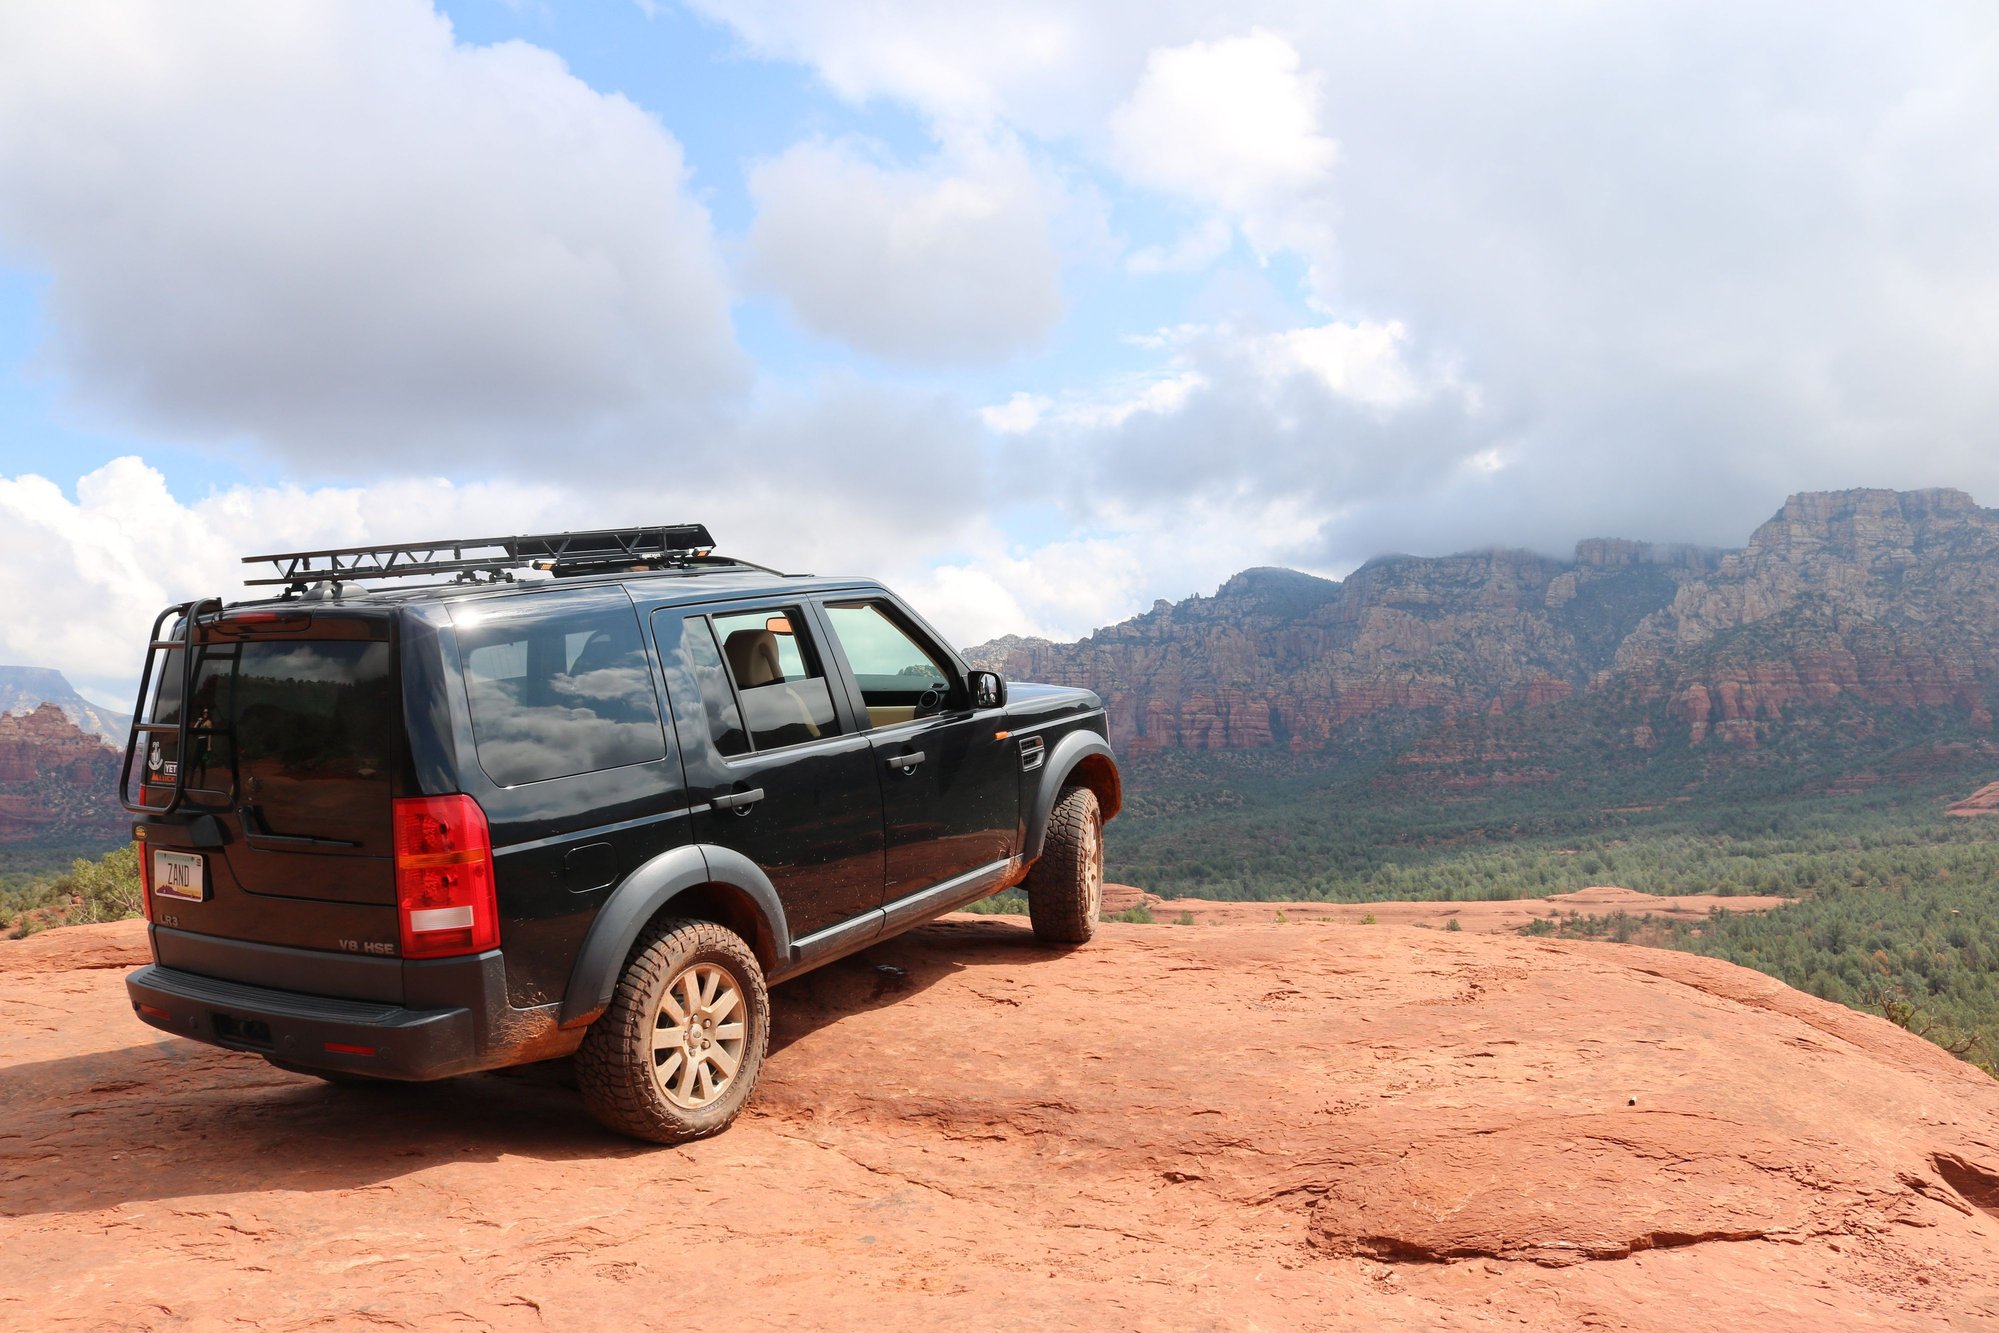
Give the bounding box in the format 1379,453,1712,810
126,951,578,1081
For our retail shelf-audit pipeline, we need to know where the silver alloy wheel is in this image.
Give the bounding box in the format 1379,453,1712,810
651,961,749,1109
1082,810,1103,919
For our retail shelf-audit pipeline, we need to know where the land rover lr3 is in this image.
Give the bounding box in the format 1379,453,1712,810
120,525,1120,1144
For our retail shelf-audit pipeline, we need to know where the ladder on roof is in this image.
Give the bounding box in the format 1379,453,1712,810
120,596,224,816
242,523,724,593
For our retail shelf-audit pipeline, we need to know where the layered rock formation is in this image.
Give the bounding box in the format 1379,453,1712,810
967,489,1999,766
0,665,131,743
0,703,125,846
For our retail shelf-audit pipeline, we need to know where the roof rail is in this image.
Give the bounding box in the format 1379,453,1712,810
243,524,733,593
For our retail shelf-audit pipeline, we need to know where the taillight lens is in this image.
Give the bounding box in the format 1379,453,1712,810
393,795,498,959
136,837,154,923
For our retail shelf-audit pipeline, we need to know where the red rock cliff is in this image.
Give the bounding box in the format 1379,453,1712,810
966,489,1999,763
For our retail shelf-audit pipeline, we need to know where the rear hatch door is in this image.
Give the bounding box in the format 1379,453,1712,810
140,612,405,964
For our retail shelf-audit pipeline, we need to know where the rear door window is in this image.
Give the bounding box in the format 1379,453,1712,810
680,618,751,758
704,607,843,751
452,589,666,787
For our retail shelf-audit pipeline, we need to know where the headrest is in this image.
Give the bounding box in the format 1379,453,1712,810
723,628,785,688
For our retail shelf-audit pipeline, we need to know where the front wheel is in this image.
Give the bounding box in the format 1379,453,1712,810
1025,786,1103,945
575,918,770,1145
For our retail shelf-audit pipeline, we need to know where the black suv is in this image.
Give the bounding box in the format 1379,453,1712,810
120,526,1120,1143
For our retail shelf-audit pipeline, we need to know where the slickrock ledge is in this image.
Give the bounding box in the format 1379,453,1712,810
3,916,1996,1330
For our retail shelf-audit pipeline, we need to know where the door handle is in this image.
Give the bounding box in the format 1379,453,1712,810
711,788,765,814
886,751,926,772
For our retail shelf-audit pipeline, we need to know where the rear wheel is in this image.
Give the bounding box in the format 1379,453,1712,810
1026,786,1103,945
575,918,770,1145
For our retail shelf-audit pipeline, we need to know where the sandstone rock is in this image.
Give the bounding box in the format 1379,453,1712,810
0,704,124,845
1946,781,1999,817
5,916,1996,1329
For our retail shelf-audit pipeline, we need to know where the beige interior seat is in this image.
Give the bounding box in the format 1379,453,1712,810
721,628,820,740
723,629,783,688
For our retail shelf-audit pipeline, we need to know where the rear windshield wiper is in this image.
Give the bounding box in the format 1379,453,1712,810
238,804,362,850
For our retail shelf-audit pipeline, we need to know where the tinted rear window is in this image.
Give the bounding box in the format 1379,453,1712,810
150,638,398,845
453,589,667,787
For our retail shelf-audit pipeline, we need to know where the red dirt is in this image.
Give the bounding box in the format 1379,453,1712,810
4,916,1998,1330
1104,882,1794,932
1947,780,1999,817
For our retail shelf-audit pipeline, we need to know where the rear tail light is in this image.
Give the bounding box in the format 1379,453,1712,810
136,838,154,923
393,795,499,960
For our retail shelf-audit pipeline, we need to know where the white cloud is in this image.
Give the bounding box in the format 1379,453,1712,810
0,0,743,466
1126,218,1235,275
1252,321,1425,412
907,491,1338,648
679,0,1127,132
1110,31,1336,216
979,392,1051,435
0,458,571,700
1109,31,1340,298
744,133,1066,365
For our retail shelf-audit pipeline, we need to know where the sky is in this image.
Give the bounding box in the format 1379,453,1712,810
2,1,1997,708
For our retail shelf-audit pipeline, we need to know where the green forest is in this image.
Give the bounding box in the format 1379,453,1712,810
1108,747,1999,1071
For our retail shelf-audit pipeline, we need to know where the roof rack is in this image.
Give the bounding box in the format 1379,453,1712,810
243,524,739,594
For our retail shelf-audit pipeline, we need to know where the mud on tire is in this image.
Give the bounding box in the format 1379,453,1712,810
575,917,771,1145
1025,786,1103,945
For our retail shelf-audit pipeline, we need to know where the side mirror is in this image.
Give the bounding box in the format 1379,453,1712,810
968,669,1006,709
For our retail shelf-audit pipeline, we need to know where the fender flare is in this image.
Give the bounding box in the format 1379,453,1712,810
1022,731,1120,862
556,843,791,1029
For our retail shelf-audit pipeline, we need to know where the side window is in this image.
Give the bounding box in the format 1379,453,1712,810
453,592,666,787
681,617,750,758
823,602,956,729
707,607,843,751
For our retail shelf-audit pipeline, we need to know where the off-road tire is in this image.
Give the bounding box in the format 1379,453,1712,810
1026,786,1103,945
575,918,770,1145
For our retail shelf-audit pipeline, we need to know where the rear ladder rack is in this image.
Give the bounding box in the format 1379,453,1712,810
120,596,224,816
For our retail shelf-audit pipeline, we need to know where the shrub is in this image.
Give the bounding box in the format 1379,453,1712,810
963,890,1029,916
3,846,142,931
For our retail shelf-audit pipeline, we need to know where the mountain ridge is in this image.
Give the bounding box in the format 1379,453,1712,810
965,487,1999,774
0,703,126,852
0,665,131,744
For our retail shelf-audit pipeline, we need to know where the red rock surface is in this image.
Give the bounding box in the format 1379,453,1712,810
5,916,1998,1329
1102,883,1794,932
1947,781,1999,817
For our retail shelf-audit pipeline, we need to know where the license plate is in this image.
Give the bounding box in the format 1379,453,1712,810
152,849,206,903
